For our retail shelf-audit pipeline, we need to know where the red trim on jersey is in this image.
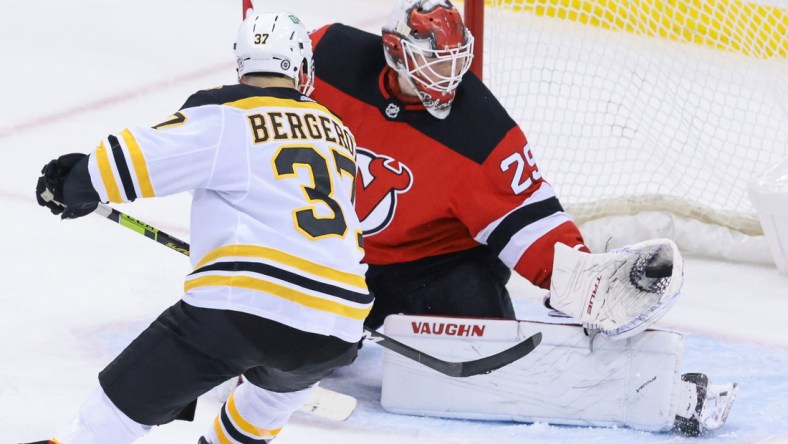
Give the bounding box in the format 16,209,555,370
514,222,588,289
453,127,532,235
309,25,331,50
310,23,589,289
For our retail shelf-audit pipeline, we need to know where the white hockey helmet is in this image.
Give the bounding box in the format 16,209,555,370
382,0,474,119
234,11,315,96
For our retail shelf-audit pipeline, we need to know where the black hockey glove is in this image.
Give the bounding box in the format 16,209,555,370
35,153,97,219
35,173,64,215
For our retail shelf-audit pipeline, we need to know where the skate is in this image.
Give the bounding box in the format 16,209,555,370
674,373,738,436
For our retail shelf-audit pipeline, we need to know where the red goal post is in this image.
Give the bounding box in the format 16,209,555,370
463,0,484,79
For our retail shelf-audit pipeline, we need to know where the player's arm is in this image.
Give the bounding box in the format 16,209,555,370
459,126,587,289
461,127,683,338
35,105,226,219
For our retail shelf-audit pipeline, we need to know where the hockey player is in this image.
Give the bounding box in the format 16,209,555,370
309,0,672,353
308,0,736,435
27,11,370,444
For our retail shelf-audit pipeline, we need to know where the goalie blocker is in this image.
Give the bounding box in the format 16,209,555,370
380,315,737,435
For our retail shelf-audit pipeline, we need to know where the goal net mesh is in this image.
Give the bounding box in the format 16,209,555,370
481,0,788,240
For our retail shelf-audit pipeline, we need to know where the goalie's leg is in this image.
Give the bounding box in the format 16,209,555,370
674,373,739,437
380,315,738,434
365,246,515,329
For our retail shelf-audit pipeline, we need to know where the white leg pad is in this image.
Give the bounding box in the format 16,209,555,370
55,387,152,444
380,315,685,432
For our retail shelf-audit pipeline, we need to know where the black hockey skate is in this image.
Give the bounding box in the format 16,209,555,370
674,373,738,437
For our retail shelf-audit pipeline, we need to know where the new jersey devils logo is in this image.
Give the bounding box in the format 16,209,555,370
356,148,413,235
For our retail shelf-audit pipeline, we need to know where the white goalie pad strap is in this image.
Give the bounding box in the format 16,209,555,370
549,238,684,339
381,315,685,432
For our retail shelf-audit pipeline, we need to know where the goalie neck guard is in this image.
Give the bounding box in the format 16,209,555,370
382,0,474,119
234,11,315,96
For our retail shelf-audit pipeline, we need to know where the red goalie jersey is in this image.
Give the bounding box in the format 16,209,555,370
310,24,586,289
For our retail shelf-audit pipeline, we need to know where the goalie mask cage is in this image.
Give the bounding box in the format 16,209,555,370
463,0,788,263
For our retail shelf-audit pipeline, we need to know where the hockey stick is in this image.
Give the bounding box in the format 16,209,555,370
91,203,542,377
363,328,542,378
93,204,190,256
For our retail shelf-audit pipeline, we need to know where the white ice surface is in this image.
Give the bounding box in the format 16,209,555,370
2,1,787,443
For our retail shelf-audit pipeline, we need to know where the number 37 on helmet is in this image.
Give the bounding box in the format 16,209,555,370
234,11,316,96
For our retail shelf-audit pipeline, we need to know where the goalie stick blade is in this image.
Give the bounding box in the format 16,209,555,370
299,386,357,421
364,328,542,378
456,331,543,377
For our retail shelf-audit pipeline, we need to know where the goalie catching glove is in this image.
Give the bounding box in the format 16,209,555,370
549,239,683,340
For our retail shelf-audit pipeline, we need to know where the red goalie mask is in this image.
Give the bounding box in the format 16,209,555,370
382,0,474,119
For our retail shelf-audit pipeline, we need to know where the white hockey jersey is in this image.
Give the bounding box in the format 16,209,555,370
85,85,371,343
